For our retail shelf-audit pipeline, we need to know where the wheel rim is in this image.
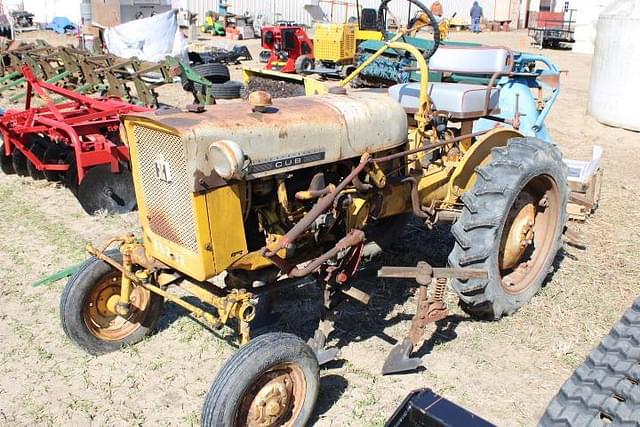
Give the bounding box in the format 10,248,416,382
498,174,561,294
238,363,307,427
82,272,152,341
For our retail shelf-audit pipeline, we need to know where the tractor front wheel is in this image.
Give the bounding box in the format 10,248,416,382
448,137,568,319
202,332,319,427
60,250,164,355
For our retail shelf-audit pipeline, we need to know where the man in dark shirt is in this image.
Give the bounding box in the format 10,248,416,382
470,1,483,33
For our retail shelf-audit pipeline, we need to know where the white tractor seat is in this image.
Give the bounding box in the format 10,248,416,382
388,46,512,119
388,82,501,118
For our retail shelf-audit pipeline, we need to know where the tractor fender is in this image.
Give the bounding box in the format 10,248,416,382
445,128,522,204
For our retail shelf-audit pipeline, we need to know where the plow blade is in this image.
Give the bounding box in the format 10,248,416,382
242,67,328,98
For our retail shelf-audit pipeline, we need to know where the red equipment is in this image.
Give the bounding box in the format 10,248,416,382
261,23,314,73
0,66,150,214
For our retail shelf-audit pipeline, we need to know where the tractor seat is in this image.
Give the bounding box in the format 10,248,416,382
388,82,501,119
388,46,512,119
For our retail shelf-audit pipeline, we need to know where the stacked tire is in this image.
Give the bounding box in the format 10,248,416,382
185,63,243,100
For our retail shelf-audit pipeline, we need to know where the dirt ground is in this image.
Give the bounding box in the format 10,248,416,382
1,27,640,427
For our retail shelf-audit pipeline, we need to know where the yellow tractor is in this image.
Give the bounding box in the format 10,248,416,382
59,1,568,425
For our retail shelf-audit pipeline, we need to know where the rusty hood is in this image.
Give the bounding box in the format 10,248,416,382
122,92,408,190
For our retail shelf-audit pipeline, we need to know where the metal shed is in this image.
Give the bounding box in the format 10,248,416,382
177,0,504,27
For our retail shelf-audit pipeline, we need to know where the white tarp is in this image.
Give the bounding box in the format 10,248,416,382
103,10,187,62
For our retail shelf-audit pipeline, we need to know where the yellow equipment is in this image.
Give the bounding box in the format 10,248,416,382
313,22,383,65
59,2,570,425
245,3,385,92
314,23,357,64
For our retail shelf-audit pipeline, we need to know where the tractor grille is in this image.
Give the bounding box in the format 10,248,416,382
133,125,198,253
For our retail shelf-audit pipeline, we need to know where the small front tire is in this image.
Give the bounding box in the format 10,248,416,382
202,332,319,427
60,250,164,355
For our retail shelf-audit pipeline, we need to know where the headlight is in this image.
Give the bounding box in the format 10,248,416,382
208,140,245,180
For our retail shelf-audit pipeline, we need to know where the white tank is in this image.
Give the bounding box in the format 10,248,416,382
572,0,615,54
587,0,640,131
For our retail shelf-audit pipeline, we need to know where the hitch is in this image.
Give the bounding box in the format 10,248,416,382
378,261,487,375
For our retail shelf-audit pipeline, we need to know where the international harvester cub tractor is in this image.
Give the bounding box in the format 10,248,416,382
60,1,568,425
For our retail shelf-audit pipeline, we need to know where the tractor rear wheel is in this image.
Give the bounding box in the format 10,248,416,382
60,250,164,355
448,137,568,319
202,333,319,427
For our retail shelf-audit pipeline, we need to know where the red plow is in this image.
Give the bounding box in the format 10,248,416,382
0,66,150,214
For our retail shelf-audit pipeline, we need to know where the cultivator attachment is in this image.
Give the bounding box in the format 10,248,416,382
378,262,487,374
0,40,216,107
0,40,223,215
0,66,149,214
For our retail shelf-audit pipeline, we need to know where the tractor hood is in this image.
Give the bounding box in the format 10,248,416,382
122,91,408,192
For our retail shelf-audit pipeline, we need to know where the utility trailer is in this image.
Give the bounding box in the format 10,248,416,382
528,10,576,49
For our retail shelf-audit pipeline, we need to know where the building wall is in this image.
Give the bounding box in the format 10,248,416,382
181,0,502,27
8,0,83,23
27,0,82,23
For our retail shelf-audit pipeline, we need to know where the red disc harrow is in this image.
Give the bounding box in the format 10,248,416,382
0,65,150,214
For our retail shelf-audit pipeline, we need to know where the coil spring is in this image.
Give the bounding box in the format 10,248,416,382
433,277,447,302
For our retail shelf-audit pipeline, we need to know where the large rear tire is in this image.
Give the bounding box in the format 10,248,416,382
539,297,640,426
448,137,568,319
202,333,319,427
60,250,164,355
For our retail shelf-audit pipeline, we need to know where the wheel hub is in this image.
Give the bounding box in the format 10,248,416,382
247,372,293,426
500,192,536,271
83,273,150,341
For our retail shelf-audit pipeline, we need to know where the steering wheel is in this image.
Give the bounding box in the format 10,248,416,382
377,0,441,60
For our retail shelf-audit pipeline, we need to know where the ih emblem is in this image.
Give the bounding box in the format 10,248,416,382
154,155,173,183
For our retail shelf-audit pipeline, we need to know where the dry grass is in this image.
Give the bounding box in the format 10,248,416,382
0,29,639,426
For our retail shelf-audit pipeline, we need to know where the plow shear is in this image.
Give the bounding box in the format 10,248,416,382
378,261,487,375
